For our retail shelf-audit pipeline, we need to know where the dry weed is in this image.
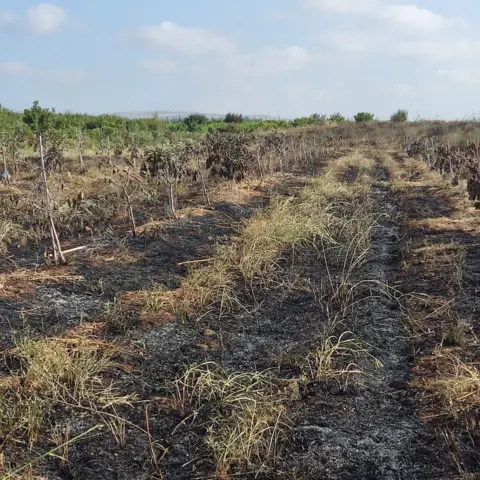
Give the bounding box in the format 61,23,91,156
171,362,290,478
0,337,133,450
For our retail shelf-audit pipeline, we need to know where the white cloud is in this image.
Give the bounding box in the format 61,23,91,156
27,3,67,35
321,30,386,52
0,61,85,85
436,68,478,85
136,21,234,55
316,2,474,67
394,40,480,62
138,59,177,73
303,0,379,13
0,11,17,25
377,5,456,34
0,61,33,76
230,46,311,76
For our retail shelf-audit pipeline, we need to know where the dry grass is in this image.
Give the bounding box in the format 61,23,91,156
175,245,238,316
0,337,134,451
419,352,480,419
398,158,432,182
141,153,380,319
0,267,83,288
412,241,466,296
105,296,140,333
171,362,290,478
0,220,30,253
323,153,378,185
303,331,380,384
235,196,332,283
162,153,383,477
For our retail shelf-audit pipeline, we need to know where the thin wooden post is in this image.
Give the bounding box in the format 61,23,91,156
39,133,65,264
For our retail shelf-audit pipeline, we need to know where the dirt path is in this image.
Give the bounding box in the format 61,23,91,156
278,160,452,479
391,156,480,477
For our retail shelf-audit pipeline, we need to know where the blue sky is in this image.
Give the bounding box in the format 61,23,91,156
1,0,479,119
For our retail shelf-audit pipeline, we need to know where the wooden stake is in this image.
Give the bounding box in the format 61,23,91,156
39,133,66,265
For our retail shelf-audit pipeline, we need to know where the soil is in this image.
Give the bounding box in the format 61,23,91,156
1,154,478,479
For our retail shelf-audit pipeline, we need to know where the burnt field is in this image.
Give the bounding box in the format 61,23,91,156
0,123,480,479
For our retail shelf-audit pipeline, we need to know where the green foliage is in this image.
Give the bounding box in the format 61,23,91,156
23,100,54,134
329,112,347,123
354,112,375,123
293,114,327,127
183,113,209,132
224,112,244,124
390,109,408,123
1,101,355,154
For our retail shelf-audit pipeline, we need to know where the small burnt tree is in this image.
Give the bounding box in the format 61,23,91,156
43,129,67,173
144,141,190,217
204,131,252,181
114,126,125,160
127,129,141,168
0,121,26,180
183,138,210,205
23,101,65,263
257,130,286,176
76,127,86,173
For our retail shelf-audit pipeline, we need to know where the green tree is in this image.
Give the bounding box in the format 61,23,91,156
354,112,375,123
183,113,209,132
224,112,244,123
23,100,53,133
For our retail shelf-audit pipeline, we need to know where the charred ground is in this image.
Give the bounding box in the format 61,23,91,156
0,123,479,480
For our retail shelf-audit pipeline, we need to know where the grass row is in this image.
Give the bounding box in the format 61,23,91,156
138,153,388,477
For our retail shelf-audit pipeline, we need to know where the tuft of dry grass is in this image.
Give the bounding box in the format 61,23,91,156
0,220,30,253
175,245,238,316
105,296,139,333
420,353,480,419
236,196,332,283
0,337,134,451
323,153,378,185
171,362,290,478
303,330,382,386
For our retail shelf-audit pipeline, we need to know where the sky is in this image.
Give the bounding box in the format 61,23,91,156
1,0,480,119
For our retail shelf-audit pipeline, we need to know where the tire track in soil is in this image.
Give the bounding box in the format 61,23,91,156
284,162,452,479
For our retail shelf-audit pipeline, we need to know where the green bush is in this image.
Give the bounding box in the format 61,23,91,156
390,109,408,122
329,112,347,123
293,114,327,127
354,112,375,123
183,113,209,132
